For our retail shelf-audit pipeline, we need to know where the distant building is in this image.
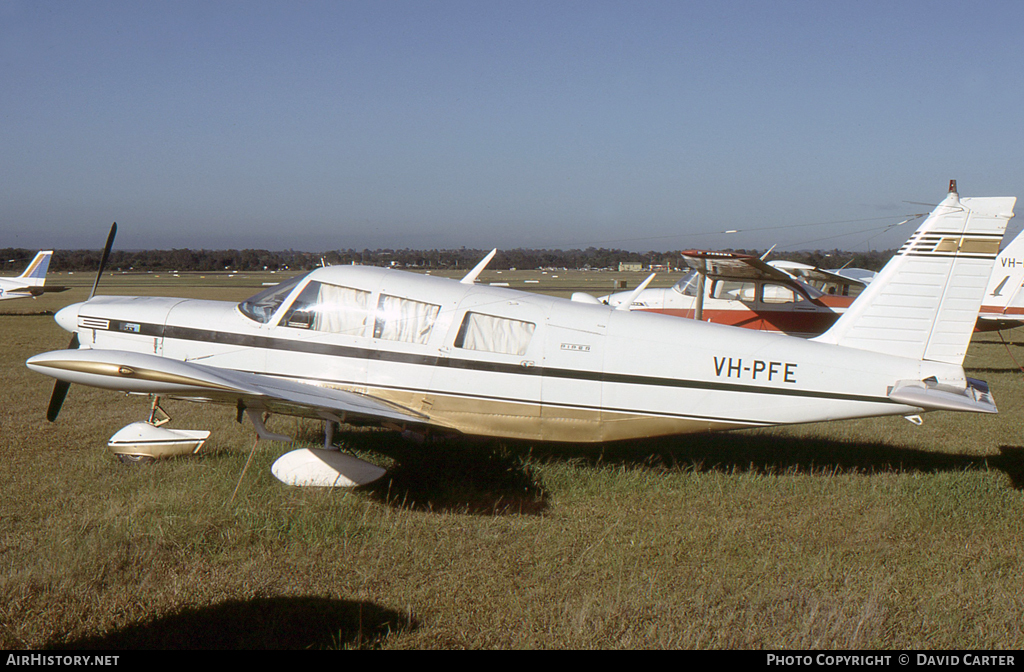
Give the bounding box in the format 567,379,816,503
618,262,643,272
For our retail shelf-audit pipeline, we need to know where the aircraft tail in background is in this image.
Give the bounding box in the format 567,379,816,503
15,250,53,288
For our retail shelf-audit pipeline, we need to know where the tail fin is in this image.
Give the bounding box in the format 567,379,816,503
813,182,1015,365
17,251,52,287
980,228,1024,312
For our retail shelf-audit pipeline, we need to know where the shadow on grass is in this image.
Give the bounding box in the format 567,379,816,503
277,422,1024,516
995,446,1024,489
331,428,1024,511
964,366,1024,373
525,432,1024,491
344,432,550,516
46,596,415,650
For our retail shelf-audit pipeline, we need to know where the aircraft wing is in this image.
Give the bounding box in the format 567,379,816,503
26,348,429,426
767,261,870,288
679,250,796,284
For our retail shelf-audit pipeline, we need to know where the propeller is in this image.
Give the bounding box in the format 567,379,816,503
89,222,117,301
46,222,117,422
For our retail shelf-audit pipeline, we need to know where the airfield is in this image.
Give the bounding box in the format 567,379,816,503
3,268,1024,649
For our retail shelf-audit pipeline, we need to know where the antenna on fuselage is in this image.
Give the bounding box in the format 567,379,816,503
615,273,657,311
460,248,497,284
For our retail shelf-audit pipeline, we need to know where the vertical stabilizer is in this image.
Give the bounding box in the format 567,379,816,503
16,251,52,287
813,183,1015,364
980,227,1024,313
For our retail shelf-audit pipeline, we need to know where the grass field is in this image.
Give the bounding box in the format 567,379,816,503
2,269,1024,649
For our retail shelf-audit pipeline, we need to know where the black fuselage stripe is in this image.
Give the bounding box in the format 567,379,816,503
91,317,894,405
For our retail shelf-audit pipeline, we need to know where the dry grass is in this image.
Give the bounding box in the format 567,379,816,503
2,272,1024,649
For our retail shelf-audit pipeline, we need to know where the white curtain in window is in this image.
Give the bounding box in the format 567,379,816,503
376,295,440,344
460,312,535,356
313,283,370,335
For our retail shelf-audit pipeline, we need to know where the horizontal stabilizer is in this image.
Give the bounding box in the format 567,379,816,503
888,378,997,414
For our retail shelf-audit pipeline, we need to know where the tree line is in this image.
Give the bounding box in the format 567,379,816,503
1,246,896,274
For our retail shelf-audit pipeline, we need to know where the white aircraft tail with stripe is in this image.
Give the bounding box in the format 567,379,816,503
814,181,1015,365
15,250,52,288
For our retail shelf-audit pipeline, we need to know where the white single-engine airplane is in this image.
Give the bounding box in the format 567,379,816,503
603,212,1024,336
0,250,62,301
25,183,1016,487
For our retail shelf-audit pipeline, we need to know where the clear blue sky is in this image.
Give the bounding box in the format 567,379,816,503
3,0,1023,252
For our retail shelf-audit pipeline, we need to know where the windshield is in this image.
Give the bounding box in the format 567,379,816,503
671,270,700,296
238,273,308,323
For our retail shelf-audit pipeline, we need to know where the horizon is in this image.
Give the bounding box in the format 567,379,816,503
4,1,1024,253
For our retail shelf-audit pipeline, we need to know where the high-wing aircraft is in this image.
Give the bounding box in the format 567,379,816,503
0,250,63,301
25,184,1016,487
601,250,864,337
602,207,1024,336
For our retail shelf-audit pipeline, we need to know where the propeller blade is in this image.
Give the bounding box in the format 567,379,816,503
88,222,117,300
45,312,81,422
46,224,110,422
46,380,70,422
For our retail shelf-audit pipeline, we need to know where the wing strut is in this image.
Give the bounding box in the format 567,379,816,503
695,259,706,321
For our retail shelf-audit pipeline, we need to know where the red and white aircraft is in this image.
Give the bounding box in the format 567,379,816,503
603,184,1024,336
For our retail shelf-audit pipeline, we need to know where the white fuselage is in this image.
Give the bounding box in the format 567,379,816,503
65,265,955,442
0,279,30,301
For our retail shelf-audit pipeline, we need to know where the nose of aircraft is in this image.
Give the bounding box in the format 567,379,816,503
55,302,83,333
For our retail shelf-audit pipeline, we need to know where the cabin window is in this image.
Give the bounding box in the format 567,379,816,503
712,280,756,303
238,274,307,323
281,281,370,335
761,283,805,304
454,312,536,356
373,294,440,344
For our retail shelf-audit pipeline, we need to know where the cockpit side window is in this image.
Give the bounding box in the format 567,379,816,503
238,274,307,324
281,281,371,335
